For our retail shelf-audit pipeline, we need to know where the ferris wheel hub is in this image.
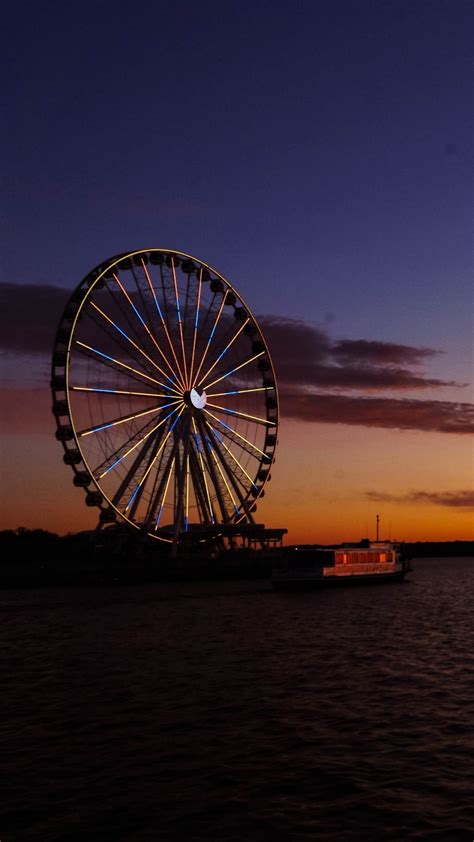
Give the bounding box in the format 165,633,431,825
189,387,207,409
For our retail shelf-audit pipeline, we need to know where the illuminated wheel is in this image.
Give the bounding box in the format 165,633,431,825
51,249,278,542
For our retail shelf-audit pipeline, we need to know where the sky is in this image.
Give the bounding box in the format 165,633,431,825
1,0,472,543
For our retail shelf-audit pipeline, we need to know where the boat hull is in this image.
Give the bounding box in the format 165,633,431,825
272,568,409,590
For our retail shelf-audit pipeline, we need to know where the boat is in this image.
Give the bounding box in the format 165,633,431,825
271,539,412,589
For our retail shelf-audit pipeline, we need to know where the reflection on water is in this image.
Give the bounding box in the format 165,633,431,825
2,558,473,841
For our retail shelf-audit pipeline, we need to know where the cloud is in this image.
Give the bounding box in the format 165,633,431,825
279,389,474,434
365,490,474,509
280,362,449,390
259,315,457,390
0,287,452,391
2,387,471,437
1,284,471,435
332,339,439,366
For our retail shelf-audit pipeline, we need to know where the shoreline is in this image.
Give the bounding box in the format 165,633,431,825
0,548,472,590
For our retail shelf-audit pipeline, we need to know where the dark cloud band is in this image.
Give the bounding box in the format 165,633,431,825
279,389,473,434
259,315,456,389
1,284,471,435
365,490,474,508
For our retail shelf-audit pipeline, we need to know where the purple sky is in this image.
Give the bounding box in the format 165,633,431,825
4,1,472,375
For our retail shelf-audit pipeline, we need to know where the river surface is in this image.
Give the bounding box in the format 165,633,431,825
2,558,473,841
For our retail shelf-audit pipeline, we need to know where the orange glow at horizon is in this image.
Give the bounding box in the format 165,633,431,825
0,408,472,543
256,421,474,544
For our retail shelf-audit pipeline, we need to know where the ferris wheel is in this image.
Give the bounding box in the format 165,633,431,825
51,249,278,543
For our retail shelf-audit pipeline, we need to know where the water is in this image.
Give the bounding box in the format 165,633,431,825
2,558,473,841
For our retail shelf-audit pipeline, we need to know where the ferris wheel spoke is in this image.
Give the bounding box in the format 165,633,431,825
147,423,184,527
78,399,180,438
102,277,185,392
207,426,262,466
124,431,172,519
188,267,202,388
157,261,170,325
181,264,192,343
72,386,169,399
204,423,257,521
173,415,192,535
195,413,232,523
142,259,187,390
79,407,159,440
170,257,189,389
101,277,155,366
112,271,186,391
85,301,157,386
153,458,175,530
203,408,271,461
191,417,216,524
205,401,275,427
201,350,265,391
184,451,191,533
192,290,228,386
129,263,164,348
197,285,218,336
206,386,273,398
143,430,172,523
203,418,257,493
124,421,171,521
75,341,181,394
94,411,162,476
86,304,164,385
196,318,250,389
89,300,179,390
110,418,167,511
204,433,239,515
95,404,184,479
124,405,185,514
188,443,212,525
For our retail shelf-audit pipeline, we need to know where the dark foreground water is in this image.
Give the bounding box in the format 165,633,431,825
2,558,473,841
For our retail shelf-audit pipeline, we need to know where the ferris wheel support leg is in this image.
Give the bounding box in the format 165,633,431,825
172,416,192,545
195,413,234,549
188,443,215,526
147,429,182,528
127,436,166,523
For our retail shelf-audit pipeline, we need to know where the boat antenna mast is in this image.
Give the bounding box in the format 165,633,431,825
376,513,380,541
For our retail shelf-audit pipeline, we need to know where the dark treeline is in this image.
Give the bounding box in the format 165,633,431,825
0,527,267,587
405,541,474,558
